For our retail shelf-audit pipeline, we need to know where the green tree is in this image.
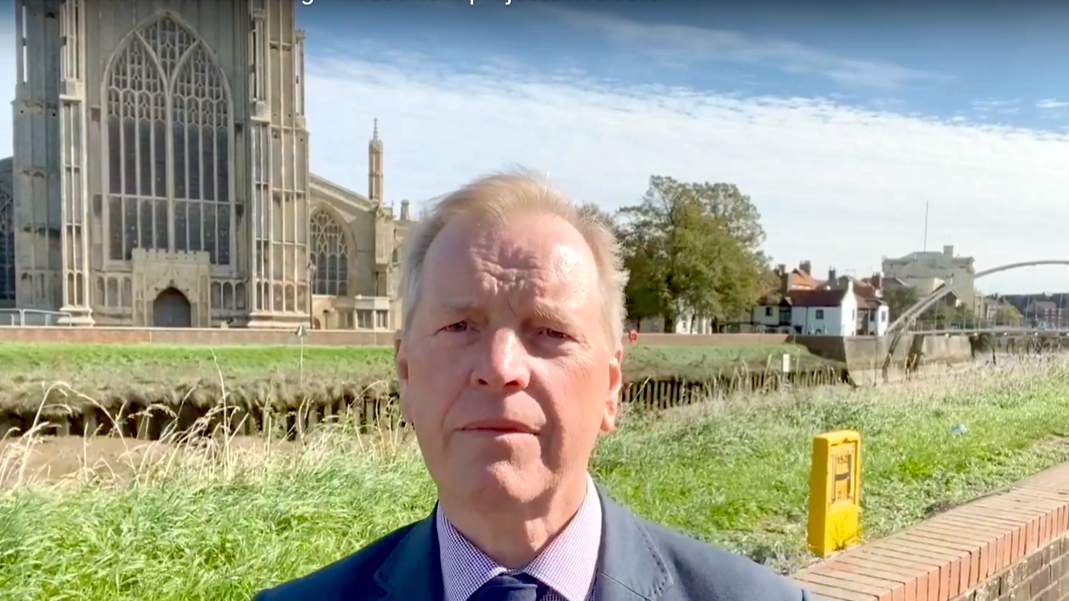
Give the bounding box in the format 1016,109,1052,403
617,176,773,331
884,284,984,330
919,299,974,329
576,201,664,331
883,286,918,323
994,304,1024,326
621,232,664,329
950,304,977,328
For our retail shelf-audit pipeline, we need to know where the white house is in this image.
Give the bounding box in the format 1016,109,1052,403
859,296,890,336
781,280,889,336
749,262,823,333
624,296,713,333
632,263,890,336
676,313,715,334
789,285,859,336
752,300,792,331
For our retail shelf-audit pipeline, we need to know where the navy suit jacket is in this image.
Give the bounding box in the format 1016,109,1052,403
253,486,811,601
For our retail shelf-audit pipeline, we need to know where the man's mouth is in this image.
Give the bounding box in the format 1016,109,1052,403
460,419,538,435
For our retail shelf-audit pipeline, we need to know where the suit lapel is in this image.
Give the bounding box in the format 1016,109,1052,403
593,486,674,601
368,489,674,601
371,509,444,601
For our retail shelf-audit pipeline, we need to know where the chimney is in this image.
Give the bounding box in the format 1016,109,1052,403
400,199,411,221
800,260,812,275
776,263,786,276
779,270,790,296
943,245,954,257
828,267,837,285
871,272,882,290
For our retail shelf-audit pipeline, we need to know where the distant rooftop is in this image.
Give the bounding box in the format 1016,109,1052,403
883,244,975,265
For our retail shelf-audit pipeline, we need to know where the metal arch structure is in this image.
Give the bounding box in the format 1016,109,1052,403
881,259,1069,380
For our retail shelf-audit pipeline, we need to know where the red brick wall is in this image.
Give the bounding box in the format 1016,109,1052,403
793,461,1069,601
0,327,791,348
970,540,1069,601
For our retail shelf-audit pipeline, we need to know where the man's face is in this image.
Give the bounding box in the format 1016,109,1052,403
396,211,622,505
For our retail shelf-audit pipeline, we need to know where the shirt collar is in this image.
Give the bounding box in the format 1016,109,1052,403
437,474,603,601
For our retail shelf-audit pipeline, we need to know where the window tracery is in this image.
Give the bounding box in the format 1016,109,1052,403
311,210,349,296
0,188,13,302
104,14,231,265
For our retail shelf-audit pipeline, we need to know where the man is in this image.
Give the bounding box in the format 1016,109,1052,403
254,171,809,601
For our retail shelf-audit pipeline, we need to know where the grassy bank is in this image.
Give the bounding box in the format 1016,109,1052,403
0,341,838,413
3,357,1069,600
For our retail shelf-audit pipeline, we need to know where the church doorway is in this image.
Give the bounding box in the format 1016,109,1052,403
153,287,192,328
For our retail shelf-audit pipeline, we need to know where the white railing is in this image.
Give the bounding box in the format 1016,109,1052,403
0,309,74,326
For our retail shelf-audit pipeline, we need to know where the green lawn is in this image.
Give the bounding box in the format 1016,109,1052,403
0,342,396,374
0,341,837,412
0,342,398,413
2,357,1069,600
623,342,840,380
0,341,826,375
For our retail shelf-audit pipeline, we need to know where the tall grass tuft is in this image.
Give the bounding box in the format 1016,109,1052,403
4,355,1069,600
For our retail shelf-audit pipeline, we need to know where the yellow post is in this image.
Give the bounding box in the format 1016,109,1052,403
807,430,861,557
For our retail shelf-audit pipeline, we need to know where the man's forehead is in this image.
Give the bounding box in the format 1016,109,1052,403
424,213,594,279
420,214,598,310
425,246,583,298
437,294,575,318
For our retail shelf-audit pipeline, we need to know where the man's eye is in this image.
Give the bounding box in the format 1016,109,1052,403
442,322,470,333
541,328,570,340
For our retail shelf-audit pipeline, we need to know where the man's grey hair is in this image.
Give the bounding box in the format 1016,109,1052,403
400,169,628,347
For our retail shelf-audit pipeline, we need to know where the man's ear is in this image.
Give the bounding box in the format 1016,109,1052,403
394,330,411,422
601,346,623,432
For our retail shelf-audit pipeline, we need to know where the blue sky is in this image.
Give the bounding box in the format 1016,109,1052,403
2,0,1069,293
299,0,1069,132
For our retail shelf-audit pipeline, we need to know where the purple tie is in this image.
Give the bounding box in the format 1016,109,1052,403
471,573,544,601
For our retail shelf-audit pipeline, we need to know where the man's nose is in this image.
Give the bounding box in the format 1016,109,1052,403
471,328,531,390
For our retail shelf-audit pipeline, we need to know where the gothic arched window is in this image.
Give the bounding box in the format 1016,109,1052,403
0,188,13,302
310,210,349,296
104,14,231,265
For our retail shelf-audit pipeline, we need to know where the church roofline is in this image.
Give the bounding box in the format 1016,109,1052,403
310,172,375,209
310,172,365,199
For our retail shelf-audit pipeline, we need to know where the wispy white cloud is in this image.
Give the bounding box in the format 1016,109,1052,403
1,25,1067,294
1038,98,1069,110
972,98,1022,116
536,6,953,90
296,49,1068,294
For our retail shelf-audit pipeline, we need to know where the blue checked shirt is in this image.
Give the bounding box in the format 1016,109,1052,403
436,474,602,601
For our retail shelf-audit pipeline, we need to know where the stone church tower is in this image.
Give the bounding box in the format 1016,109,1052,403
1,0,412,329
